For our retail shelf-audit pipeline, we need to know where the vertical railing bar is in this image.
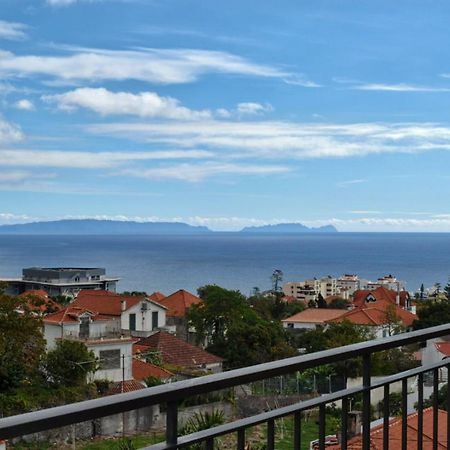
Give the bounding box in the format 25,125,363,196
362,353,371,450
383,384,389,450
166,400,178,447
417,372,424,450
267,419,275,450
401,378,408,450
341,396,348,450
433,368,439,450
319,403,326,450
447,364,450,449
293,411,302,450
205,437,214,450
237,428,245,450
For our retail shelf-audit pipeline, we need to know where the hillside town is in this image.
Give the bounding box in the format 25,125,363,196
1,267,450,449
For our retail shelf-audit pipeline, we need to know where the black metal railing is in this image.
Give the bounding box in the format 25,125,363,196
2,323,450,449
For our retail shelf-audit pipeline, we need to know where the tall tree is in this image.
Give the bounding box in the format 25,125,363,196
0,290,46,390
271,269,283,293
190,285,296,368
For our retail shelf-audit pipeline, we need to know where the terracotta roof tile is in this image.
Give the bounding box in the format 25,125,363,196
353,286,410,308
282,308,348,324
328,304,416,328
108,380,146,394
44,306,112,324
72,290,165,316
327,408,447,450
158,289,201,318
132,358,173,381
435,342,450,357
149,291,166,301
136,331,223,367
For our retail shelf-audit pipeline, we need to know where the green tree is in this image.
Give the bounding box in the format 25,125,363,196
383,304,405,336
413,297,450,329
190,285,296,368
317,293,327,309
328,297,350,309
0,291,46,390
45,340,97,386
444,277,450,300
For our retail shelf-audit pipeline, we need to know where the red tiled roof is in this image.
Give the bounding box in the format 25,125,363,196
353,286,410,308
136,331,223,367
282,308,348,324
19,289,49,300
108,380,146,394
149,291,166,301
72,290,165,316
158,289,201,318
327,408,447,450
132,358,173,381
44,306,111,324
328,304,416,328
435,342,450,357
18,290,62,313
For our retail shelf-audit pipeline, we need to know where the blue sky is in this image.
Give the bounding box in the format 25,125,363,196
0,0,450,231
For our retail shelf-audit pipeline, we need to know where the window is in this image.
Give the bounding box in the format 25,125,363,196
99,349,121,370
152,311,159,330
79,316,90,339
129,313,136,331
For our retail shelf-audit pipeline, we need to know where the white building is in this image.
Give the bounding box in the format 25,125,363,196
43,306,134,382
283,276,340,302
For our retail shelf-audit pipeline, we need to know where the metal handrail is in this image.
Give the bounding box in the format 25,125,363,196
1,323,450,448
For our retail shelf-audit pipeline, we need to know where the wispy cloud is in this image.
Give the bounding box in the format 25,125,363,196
0,21,28,41
0,149,212,169
354,83,450,92
87,120,450,160
123,162,290,182
349,210,382,215
337,179,367,187
0,47,317,86
0,117,24,144
42,87,212,120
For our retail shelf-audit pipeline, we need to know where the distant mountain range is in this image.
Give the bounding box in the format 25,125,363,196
0,219,338,234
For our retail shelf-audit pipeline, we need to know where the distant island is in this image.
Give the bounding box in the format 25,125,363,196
240,223,338,233
0,219,338,234
0,219,211,235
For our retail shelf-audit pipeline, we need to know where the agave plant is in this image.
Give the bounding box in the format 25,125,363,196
181,409,225,449
116,438,136,450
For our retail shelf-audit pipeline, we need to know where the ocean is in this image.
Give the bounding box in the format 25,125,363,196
0,233,449,296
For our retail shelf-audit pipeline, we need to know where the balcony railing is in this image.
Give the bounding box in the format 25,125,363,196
2,324,450,449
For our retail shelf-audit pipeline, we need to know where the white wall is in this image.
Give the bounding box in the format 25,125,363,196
121,300,166,332
88,340,133,382
282,322,316,330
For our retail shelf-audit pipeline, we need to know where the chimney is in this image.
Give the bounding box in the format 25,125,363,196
396,282,400,306
121,299,127,311
347,411,362,439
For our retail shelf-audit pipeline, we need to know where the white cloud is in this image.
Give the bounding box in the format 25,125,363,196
0,149,212,169
337,178,367,187
0,117,24,144
43,87,211,119
46,0,78,4
0,213,36,225
123,162,290,182
236,102,273,115
0,170,55,184
14,99,35,111
88,120,450,160
354,83,450,92
0,21,28,41
0,47,317,86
